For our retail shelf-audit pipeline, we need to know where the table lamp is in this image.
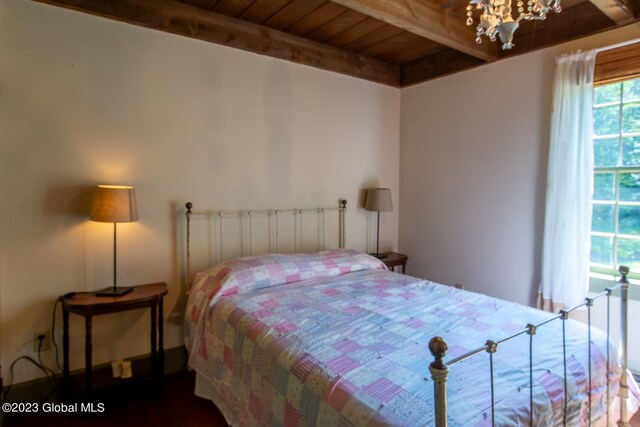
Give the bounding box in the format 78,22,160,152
364,188,393,258
90,185,138,296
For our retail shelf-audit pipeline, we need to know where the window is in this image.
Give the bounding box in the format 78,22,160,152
591,77,640,278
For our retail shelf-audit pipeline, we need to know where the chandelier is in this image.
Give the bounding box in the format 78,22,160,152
466,0,562,50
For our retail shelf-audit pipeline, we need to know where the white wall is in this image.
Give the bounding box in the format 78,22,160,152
400,23,640,306
0,0,400,384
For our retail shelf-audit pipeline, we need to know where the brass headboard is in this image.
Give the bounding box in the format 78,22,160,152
184,200,347,291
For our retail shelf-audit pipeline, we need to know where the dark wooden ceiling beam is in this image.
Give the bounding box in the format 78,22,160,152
329,0,498,62
588,0,635,24
33,0,400,87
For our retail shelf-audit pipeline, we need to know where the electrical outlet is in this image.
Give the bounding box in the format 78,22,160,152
33,331,51,352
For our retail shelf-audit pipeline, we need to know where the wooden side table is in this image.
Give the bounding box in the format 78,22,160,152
382,252,408,274
59,282,168,394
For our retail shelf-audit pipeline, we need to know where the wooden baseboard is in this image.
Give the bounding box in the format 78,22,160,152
2,346,188,403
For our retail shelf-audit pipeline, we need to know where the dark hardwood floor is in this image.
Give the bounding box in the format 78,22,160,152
5,370,640,426
5,371,228,427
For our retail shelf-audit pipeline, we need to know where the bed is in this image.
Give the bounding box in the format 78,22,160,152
182,202,640,426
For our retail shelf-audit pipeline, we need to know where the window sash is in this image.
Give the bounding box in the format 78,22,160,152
590,76,640,279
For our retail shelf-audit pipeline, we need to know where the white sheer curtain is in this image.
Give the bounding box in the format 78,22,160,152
539,50,597,311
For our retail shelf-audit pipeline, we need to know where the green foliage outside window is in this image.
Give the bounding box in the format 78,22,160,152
591,78,640,276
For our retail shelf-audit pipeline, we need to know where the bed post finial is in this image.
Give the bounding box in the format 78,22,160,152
429,336,449,427
186,202,193,214
429,336,448,369
619,265,630,426
619,265,629,281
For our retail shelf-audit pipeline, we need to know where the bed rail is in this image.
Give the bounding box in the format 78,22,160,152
429,266,631,426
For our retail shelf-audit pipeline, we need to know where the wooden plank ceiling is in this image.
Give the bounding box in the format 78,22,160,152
35,0,639,87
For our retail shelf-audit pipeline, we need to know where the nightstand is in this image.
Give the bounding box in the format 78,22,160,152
59,282,168,395
382,252,408,274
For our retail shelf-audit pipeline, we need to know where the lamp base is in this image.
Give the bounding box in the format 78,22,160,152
95,286,133,297
370,252,388,259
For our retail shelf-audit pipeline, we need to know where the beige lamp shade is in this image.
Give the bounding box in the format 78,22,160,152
90,185,138,223
364,188,393,212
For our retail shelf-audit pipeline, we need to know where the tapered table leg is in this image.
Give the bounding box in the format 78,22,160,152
158,297,164,379
151,302,157,386
85,316,93,392
63,306,70,398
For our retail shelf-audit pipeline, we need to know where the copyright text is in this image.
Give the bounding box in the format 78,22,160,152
2,402,105,413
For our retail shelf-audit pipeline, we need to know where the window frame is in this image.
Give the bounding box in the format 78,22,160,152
590,77,640,280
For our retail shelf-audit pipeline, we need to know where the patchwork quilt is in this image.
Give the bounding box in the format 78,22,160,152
185,249,639,426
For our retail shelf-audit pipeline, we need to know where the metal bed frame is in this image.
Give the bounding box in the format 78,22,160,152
183,200,631,425
428,266,632,427
184,200,347,290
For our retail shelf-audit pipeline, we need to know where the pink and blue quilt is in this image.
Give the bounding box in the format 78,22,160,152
185,249,639,426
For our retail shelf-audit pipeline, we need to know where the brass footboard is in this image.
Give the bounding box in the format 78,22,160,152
429,266,631,427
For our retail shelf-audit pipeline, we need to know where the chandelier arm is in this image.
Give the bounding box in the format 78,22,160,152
517,12,548,22
483,5,492,17
484,0,496,16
